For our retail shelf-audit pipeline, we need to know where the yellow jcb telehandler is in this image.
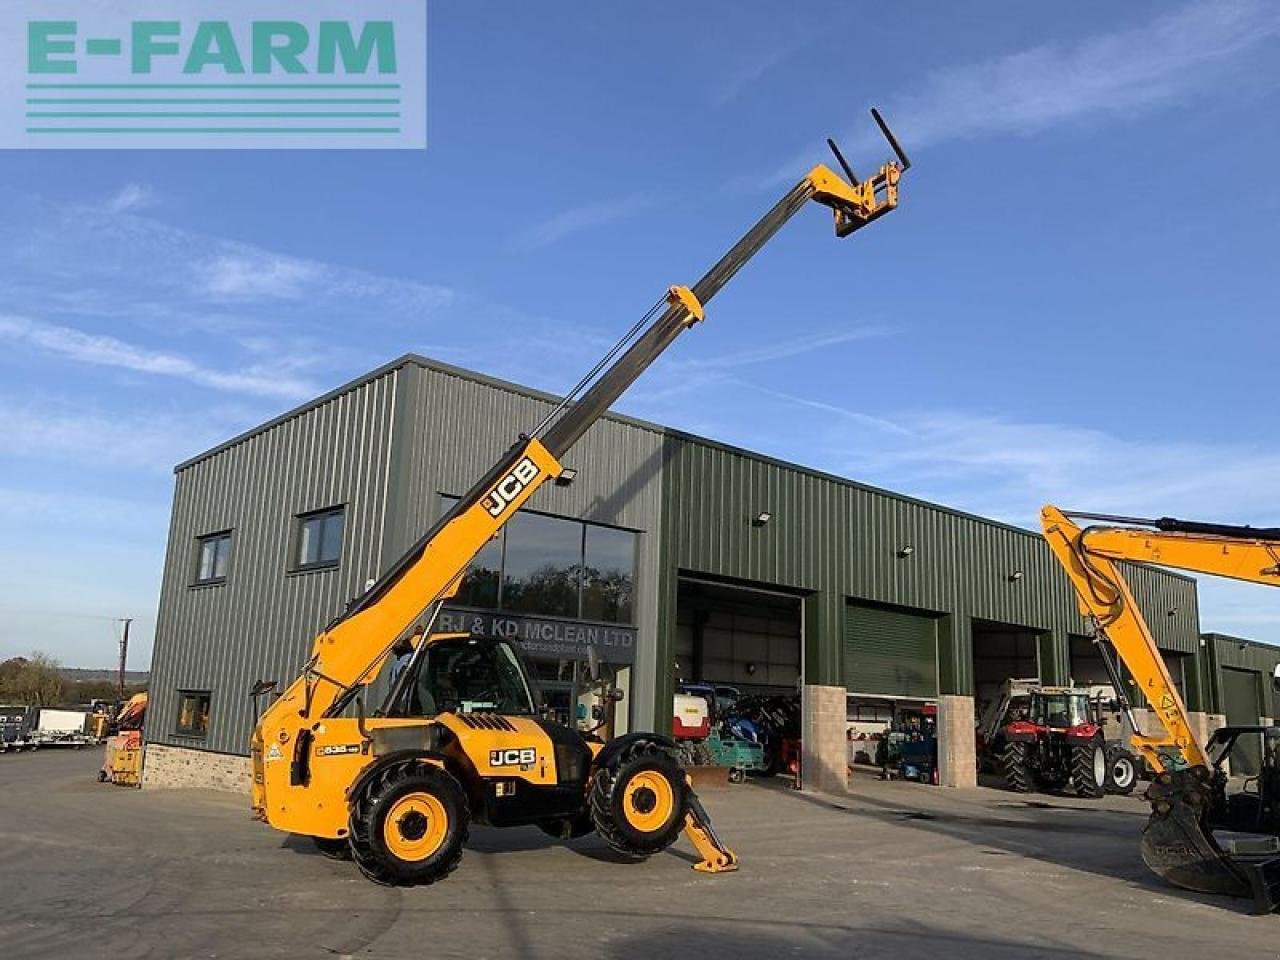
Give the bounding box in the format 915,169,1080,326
250,111,911,885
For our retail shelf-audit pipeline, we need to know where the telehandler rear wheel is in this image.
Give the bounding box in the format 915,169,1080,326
589,741,688,858
348,761,469,886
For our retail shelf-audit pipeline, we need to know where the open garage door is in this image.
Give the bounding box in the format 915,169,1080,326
675,578,801,694
972,619,1045,724
673,576,803,783
844,603,938,699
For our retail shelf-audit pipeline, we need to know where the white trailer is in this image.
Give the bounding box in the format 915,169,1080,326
31,708,93,747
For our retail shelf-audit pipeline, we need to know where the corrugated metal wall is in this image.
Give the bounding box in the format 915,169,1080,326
1203,633,1280,719
147,370,401,755
656,433,1203,719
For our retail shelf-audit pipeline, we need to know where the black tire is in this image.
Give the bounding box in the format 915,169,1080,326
312,836,353,860
1104,746,1138,796
589,741,688,858
348,761,469,886
97,770,108,783
1071,740,1107,799
536,814,595,841
1000,741,1033,793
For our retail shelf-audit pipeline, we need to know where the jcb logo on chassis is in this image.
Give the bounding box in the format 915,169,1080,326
489,747,536,768
481,457,541,518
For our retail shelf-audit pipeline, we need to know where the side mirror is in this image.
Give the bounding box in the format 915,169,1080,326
605,687,625,703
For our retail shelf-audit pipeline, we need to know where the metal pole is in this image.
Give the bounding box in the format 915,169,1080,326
118,618,133,699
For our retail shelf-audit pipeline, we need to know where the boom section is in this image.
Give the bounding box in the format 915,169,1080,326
1041,505,1207,770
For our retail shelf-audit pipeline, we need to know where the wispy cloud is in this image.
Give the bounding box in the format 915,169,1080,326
761,0,1280,183
0,315,317,400
197,252,322,300
511,193,662,251
684,326,895,371
104,183,157,214
0,399,240,472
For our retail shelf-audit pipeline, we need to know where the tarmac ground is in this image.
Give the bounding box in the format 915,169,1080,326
1,748,1275,959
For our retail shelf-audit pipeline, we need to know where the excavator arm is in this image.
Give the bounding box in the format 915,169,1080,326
1042,504,1280,908
252,112,911,867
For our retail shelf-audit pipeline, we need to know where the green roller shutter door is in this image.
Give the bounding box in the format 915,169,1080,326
845,603,938,698
1222,667,1262,776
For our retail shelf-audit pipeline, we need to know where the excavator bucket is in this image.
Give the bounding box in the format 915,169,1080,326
1142,767,1280,913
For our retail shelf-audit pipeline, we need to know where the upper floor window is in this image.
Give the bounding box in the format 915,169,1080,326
194,531,232,585
295,506,345,571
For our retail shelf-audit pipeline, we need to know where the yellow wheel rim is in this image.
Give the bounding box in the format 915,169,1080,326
622,769,676,833
383,792,449,861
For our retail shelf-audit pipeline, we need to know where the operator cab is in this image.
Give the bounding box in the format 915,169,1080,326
388,635,540,719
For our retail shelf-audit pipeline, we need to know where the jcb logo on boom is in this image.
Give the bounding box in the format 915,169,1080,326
489,747,536,768
481,457,541,518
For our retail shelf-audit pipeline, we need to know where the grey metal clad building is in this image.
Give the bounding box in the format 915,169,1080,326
144,354,1212,791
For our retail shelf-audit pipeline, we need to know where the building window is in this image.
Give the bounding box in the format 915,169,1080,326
503,511,583,618
294,506,345,571
439,495,637,624
175,690,211,738
194,531,232,585
581,524,635,624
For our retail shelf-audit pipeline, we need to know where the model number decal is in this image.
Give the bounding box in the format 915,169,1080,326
481,457,541,518
489,747,536,767
316,743,361,756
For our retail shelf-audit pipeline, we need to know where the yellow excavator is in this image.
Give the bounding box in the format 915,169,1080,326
1042,506,1280,912
250,111,912,886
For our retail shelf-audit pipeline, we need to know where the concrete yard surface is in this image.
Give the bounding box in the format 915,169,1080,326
1,750,1275,959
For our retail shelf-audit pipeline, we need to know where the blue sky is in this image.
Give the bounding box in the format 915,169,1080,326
2,1,1279,668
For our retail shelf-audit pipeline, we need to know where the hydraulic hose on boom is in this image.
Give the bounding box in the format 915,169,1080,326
1043,505,1280,910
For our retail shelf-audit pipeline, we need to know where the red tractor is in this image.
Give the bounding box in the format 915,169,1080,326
977,681,1119,798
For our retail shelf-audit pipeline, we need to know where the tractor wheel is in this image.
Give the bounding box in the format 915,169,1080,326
312,836,353,860
999,741,1033,793
348,761,469,886
589,741,688,858
537,814,595,841
1104,746,1138,796
1071,740,1107,799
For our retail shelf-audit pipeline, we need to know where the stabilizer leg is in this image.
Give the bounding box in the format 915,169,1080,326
682,784,739,874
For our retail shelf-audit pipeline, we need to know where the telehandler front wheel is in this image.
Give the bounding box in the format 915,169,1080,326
349,761,469,886
590,741,688,858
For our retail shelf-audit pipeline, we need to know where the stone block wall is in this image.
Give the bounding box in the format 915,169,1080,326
141,742,251,794
802,683,849,795
937,694,977,787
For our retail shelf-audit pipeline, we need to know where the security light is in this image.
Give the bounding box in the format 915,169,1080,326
752,511,772,527
555,467,578,486
1168,607,1180,617
897,545,915,558
1008,570,1024,583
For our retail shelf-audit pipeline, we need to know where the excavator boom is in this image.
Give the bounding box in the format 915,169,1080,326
1042,505,1280,909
